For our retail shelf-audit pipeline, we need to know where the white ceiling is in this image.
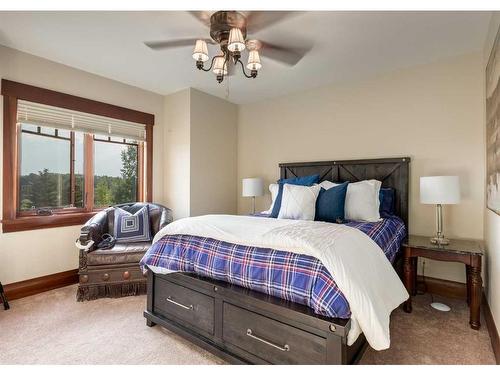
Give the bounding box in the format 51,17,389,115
0,11,492,104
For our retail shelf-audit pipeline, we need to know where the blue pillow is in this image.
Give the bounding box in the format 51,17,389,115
270,174,320,218
315,182,349,223
379,187,395,216
114,205,151,243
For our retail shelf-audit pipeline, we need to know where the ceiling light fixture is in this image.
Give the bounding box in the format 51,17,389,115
145,11,311,84
191,12,260,84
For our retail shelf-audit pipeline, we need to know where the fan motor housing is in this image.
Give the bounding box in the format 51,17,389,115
209,11,247,44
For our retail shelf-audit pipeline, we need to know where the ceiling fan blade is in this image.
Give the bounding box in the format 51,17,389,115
144,38,215,50
258,40,311,66
188,11,213,27
144,38,198,50
245,11,300,33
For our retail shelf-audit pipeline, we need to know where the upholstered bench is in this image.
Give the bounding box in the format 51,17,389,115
76,202,172,301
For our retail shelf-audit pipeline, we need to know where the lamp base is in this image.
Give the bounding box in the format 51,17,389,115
430,236,450,245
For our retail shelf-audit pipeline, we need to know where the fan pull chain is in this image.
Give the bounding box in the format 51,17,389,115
225,75,230,100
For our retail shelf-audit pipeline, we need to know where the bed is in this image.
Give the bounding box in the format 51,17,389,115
141,157,410,364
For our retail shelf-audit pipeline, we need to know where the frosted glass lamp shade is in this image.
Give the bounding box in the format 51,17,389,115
192,40,209,62
212,56,227,75
227,27,245,52
242,178,264,197
247,50,262,71
420,176,460,204
228,28,246,52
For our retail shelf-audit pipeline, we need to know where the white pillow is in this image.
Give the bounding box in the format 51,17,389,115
344,180,382,222
261,183,279,214
318,180,339,190
278,184,321,221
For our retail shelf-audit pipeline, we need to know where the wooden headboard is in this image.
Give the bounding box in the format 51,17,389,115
279,157,410,229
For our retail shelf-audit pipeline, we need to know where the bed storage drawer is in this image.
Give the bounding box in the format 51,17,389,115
154,277,214,335
222,302,327,364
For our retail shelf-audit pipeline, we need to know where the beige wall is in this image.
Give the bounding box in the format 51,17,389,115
163,88,191,219
163,88,238,220
0,45,165,284
238,53,485,283
484,11,500,344
190,89,237,216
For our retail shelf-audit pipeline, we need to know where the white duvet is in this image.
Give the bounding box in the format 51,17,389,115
152,214,408,351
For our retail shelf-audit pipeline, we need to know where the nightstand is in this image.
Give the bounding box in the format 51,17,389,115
402,235,484,329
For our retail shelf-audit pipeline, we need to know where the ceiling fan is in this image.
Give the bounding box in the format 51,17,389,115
144,11,311,84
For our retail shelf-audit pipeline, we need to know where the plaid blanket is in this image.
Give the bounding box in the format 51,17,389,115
140,216,406,319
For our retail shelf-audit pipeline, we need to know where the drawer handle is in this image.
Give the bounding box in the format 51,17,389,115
246,329,290,352
166,296,193,310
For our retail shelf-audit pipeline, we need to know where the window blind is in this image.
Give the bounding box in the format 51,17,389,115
17,100,147,141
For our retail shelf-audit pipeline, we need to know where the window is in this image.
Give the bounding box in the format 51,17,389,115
17,127,140,213
93,136,138,207
19,124,84,211
2,79,154,232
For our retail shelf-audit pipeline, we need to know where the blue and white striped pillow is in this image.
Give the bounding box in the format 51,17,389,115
114,206,151,243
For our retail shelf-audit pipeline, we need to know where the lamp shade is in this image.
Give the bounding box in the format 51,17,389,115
242,178,264,197
212,56,227,76
192,40,209,62
420,176,460,204
227,28,246,53
247,50,262,71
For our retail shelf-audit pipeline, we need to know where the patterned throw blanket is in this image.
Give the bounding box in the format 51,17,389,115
140,216,405,320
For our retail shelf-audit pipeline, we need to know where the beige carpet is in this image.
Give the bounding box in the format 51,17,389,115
0,285,495,365
360,294,495,365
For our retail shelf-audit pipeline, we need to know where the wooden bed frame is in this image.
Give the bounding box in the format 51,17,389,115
144,157,410,364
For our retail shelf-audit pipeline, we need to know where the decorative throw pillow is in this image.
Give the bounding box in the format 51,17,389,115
344,180,382,222
277,184,321,221
318,180,339,190
315,182,349,223
271,174,320,218
114,206,151,243
262,183,279,214
379,187,395,216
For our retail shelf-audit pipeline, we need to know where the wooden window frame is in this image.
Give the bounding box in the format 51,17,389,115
1,79,154,233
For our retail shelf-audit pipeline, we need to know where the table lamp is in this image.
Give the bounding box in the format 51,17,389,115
420,176,460,245
242,177,264,214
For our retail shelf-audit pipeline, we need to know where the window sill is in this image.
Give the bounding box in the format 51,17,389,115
1,212,96,233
